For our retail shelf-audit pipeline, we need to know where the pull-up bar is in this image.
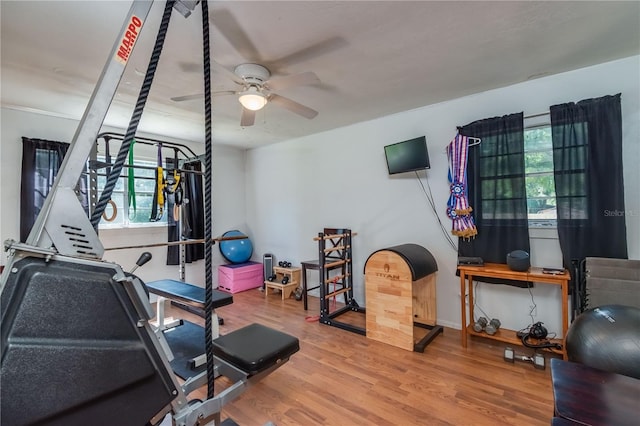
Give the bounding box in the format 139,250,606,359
104,234,247,251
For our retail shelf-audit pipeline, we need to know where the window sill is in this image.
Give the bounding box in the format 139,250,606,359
99,221,167,231
529,226,559,240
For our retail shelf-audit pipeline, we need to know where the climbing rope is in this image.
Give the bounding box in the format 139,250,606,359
90,0,176,227
200,0,216,400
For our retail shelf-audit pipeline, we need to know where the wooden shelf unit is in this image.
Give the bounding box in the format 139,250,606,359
264,266,301,300
466,326,564,356
457,263,570,359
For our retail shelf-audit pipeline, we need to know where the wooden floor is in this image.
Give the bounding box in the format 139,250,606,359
160,288,557,426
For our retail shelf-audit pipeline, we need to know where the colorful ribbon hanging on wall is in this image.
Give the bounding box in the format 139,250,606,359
446,133,478,239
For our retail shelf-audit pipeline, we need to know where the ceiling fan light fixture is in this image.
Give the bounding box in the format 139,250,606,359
238,87,267,111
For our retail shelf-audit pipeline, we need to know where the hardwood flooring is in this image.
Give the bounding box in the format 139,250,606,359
161,288,557,426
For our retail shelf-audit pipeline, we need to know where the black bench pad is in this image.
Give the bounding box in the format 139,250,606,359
146,279,233,310
212,323,300,376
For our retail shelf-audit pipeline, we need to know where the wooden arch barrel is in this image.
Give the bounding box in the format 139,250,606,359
364,244,441,351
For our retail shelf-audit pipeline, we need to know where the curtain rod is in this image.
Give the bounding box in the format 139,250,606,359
525,111,550,119
456,111,550,132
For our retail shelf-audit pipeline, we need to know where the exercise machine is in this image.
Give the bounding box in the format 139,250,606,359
0,1,298,424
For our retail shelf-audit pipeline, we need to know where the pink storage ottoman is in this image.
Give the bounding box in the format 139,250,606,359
218,261,263,293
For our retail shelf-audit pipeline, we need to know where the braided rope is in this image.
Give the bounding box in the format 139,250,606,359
90,0,176,227
200,0,215,400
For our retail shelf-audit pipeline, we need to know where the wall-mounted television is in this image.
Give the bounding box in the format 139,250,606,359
384,136,430,175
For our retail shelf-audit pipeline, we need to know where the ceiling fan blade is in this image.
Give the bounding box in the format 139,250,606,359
268,94,318,119
266,71,320,92
178,61,202,73
269,36,348,70
210,9,262,63
212,60,245,85
171,91,237,102
171,93,203,102
240,108,255,127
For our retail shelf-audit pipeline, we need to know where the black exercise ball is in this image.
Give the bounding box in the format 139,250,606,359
565,304,640,379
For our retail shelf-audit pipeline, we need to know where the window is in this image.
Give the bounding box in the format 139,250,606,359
96,157,167,227
524,125,557,227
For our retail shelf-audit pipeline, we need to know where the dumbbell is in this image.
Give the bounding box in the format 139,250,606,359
504,347,545,370
485,318,501,335
281,276,290,285
268,274,277,281
278,261,292,268
473,317,488,333
473,317,501,335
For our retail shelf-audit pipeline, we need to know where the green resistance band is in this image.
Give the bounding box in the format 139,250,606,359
128,139,136,218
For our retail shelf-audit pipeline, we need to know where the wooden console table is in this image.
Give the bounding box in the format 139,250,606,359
457,263,570,359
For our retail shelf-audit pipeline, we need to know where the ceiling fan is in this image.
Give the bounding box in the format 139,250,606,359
171,62,320,127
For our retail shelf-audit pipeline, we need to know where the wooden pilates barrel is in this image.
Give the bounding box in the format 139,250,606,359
364,244,441,352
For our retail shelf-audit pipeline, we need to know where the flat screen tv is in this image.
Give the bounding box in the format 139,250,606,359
384,136,430,175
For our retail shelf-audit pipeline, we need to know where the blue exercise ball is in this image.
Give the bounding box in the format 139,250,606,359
219,230,253,264
565,304,640,379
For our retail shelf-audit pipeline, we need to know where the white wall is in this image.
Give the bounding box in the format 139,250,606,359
2,56,638,335
0,107,247,287
245,55,640,335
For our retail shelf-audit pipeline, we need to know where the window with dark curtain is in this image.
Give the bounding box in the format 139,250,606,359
458,113,531,287
20,137,70,242
550,94,627,272
167,160,205,265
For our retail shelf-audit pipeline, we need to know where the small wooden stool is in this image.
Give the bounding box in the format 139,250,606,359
264,281,298,300
264,266,301,300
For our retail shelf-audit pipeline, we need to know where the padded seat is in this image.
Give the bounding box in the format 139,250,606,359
212,323,300,376
146,279,233,310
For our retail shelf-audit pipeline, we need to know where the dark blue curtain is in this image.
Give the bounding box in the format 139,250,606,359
20,138,69,242
550,94,627,269
167,160,204,265
458,113,530,286
20,137,89,242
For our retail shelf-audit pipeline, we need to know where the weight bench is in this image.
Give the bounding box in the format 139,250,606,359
169,323,299,425
146,279,234,370
147,278,233,321
144,279,300,425
145,281,300,424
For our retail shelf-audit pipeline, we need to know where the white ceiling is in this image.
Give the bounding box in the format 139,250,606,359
1,1,639,149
